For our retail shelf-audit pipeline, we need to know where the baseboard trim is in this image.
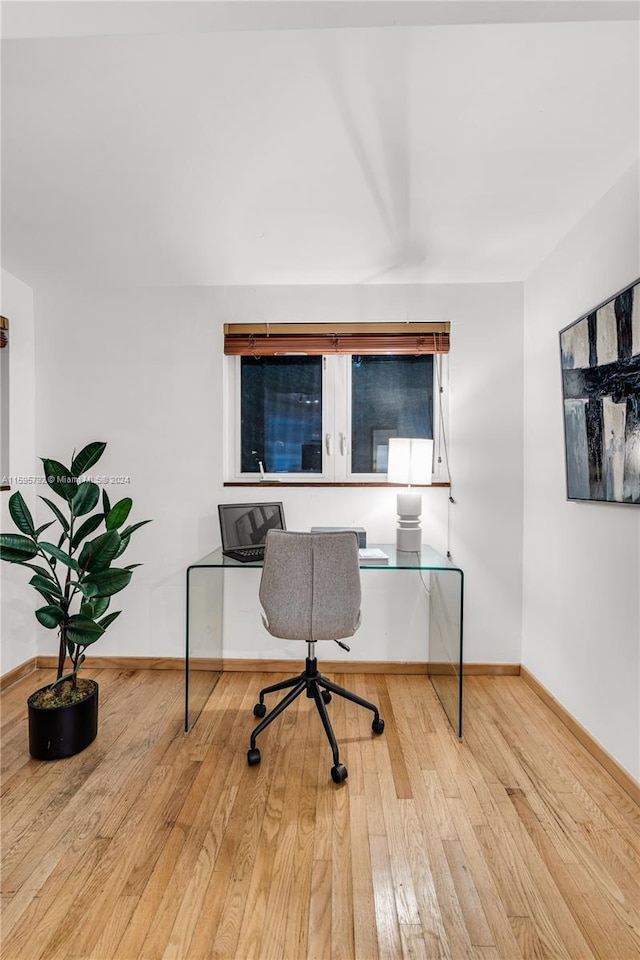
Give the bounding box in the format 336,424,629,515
0,657,38,691
458,662,520,677
521,666,639,805
2,656,519,686
221,658,430,674
427,662,520,677
217,659,520,675
34,655,224,672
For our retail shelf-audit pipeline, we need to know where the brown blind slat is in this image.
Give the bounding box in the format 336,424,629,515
223,324,449,356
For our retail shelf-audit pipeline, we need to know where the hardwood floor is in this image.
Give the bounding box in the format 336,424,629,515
1,667,639,959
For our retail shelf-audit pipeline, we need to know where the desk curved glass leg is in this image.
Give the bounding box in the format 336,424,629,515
185,565,223,732
428,569,463,738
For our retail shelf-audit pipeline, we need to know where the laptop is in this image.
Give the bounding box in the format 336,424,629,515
218,502,286,563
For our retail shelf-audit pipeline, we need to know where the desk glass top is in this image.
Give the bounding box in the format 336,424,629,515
189,543,462,572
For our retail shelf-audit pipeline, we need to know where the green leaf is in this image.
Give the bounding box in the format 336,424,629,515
78,530,121,573
93,596,110,618
114,519,152,558
114,534,130,559
34,520,55,538
0,534,39,563
71,482,100,517
23,563,57,581
29,574,63,597
39,542,80,573
98,611,121,631
35,605,65,629
82,568,132,598
70,442,107,478
42,459,77,502
80,599,94,618
9,491,35,536
81,596,111,619
119,519,152,540
65,615,105,647
40,496,70,533
124,563,142,570
34,587,60,605
71,513,103,550
106,498,132,531
102,489,111,518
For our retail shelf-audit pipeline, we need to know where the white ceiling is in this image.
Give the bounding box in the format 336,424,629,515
2,1,639,288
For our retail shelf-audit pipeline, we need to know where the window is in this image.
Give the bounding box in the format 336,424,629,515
350,355,433,474
240,356,323,474
225,323,449,483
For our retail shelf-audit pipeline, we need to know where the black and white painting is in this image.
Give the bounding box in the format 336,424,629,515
560,278,640,504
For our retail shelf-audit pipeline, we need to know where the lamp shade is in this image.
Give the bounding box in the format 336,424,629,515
387,438,433,485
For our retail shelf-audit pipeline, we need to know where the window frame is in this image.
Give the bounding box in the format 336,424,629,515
225,352,449,484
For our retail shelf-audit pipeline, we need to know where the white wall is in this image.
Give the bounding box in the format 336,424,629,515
0,270,37,674
523,161,640,779
32,281,523,668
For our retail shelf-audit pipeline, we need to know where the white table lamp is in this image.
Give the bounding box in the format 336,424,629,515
387,438,433,552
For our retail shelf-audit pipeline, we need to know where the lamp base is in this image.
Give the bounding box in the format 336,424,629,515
396,491,422,553
396,527,422,552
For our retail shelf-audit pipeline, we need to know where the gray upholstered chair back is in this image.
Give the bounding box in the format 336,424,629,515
259,530,361,642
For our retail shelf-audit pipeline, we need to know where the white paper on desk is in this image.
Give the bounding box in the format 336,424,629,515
358,548,389,562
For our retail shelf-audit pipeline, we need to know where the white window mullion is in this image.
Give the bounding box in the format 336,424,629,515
331,355,349,481
322,355,334,480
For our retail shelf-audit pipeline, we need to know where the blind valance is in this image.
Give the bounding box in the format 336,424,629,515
223,322,449,356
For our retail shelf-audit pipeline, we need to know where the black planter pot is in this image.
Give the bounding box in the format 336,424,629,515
28,680,99,761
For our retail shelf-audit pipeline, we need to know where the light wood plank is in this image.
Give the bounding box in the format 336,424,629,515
307,858,332,960
349,794,379,960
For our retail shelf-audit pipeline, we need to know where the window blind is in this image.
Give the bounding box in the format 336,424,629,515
223,322,449,356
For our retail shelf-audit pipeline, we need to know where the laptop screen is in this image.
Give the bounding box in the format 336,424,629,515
218,502,286,551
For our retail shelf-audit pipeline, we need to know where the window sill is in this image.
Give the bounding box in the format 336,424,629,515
223,481,450,488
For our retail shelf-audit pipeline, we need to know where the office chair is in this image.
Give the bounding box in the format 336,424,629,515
247,530,385,783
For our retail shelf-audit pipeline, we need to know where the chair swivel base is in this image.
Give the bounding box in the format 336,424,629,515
247,656,384,783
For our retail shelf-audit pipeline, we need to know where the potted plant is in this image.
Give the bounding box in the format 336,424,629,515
0,441,150,759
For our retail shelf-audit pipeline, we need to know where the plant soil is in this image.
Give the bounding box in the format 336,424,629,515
29,678,96,709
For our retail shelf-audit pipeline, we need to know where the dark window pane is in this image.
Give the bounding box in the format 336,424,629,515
351,355,433,473
241,357,323,473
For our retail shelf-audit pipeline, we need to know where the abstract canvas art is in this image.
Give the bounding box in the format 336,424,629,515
560,277,640,504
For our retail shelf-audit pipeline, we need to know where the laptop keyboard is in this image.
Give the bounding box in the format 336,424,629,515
223,546,265,563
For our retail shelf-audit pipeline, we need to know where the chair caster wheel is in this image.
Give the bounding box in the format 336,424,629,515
331,764,348,784
321,690,332,704
253,702,267,718
247,748,261,766
372,718,385,734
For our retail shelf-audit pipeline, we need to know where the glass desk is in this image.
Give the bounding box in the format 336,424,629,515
185,544,464,737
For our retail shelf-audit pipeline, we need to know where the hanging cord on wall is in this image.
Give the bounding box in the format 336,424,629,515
434,354,455,560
